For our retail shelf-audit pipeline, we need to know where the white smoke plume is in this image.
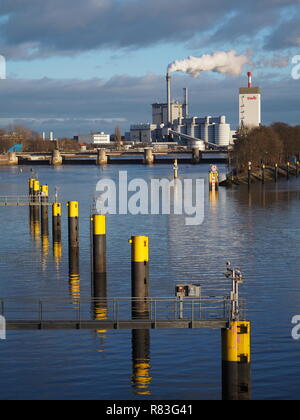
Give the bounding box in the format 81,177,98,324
167,50,250,77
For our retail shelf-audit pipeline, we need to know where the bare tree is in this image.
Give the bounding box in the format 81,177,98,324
115,126,123,151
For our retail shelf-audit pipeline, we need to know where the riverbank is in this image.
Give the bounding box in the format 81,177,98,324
220,163,299,187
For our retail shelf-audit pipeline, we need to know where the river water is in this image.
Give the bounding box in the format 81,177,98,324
0,163,300,400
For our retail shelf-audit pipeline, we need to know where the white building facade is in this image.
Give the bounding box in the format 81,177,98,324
239,87,261,128
75,132,110,144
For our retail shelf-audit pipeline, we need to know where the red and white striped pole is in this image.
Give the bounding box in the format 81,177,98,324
247,72,253,88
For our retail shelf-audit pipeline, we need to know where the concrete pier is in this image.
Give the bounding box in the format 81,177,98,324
52,150,62,166
97,149,108,165
144,148,154,165
192,147,201,164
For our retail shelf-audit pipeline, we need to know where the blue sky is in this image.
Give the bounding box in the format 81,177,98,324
0,0,299,137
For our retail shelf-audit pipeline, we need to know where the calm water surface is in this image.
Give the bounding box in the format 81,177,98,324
0,164,300,400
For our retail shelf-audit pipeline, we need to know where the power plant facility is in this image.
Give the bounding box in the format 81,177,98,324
130,55,261,149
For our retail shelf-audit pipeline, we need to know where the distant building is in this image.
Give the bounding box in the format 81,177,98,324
152,102,184,126
239,72,261,128
74,132,110,144
130,124,159,143
130,116,233,146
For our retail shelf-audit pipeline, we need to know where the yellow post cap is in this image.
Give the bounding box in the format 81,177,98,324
93,214,106,235
33,180,40,191
68,201,79,218
53,202,62,217
222,321,251,363
130,236,149,262
41,185,49,197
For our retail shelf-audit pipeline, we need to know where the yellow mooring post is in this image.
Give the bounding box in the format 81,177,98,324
92,214,107,279
52,203,62,244
129,236,151,395
67,201,80,279
221,321,251,401
28,178,35,224
40,185,49,238
32,179,40,223
209,166,219,192
129,236,149,319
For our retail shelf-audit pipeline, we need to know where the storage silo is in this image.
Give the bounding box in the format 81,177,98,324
216,116,230,146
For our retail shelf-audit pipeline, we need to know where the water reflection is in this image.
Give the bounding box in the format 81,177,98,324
53,242,62,273
92,273,108,352
69,247,80,304
41,235,49,271
132,330,152,396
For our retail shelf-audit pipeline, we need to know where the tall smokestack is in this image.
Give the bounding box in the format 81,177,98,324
166,72,172,127
183,88,189,119
248,72,253,88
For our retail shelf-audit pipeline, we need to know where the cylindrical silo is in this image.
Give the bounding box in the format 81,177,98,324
216,117,230,147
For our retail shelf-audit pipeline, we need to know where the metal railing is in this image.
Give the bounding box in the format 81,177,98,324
0,296,245,325
0,195,53,206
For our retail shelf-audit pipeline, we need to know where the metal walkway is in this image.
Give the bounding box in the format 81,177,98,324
0,296,240,330
0,195,53,206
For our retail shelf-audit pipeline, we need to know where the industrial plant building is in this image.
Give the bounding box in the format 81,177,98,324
130,71,261,147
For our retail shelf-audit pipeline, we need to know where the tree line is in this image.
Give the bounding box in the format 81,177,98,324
231,123,300,172
0,125,80,153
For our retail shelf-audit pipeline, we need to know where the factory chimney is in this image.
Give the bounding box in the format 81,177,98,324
183,88,189,119
166,72,172,127
247,72,253,88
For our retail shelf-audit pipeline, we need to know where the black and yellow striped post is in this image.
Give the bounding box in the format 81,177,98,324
91,214,107,279
28,178,35,227
67,201,80,278
132,329,152,396
52,202,62,263
32,180,41,239
209,170,219,192
248,162,252,187
275,163,278,182
67,202,80,303
91,214,108,324
296,161,299,178
261,163,265,184
40,185,49,238
28,178,35,200
129,236,149,319
287,161,290,180
222,321,251,401
52,202,62,244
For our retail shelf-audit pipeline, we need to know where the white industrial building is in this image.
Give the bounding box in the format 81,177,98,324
239,72,261,128
74,132,111,144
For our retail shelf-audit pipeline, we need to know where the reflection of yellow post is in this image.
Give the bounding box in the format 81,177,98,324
173,160,179,179
222,321,251,401
93,273,108,339
132,330,152,396
209,189,219,210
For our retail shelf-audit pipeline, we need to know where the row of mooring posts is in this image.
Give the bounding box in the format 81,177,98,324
247,161,300,186
27,176,250,399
